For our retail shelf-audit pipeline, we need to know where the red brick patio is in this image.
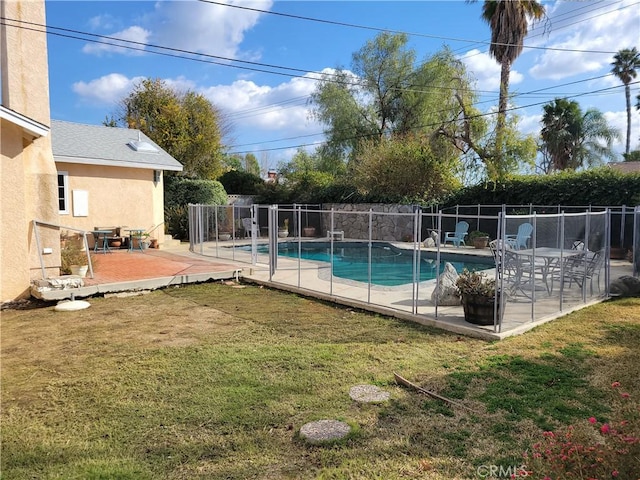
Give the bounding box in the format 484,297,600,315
83,247,242,286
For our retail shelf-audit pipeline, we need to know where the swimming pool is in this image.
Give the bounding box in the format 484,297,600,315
247,241,494,287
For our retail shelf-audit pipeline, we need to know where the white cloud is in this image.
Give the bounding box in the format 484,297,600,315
460,49,523,92
72,74,201,105
201,72,322,134
148,0,273,59
517,113,542,137
82,26,150,56
72,73,143,105
528,0,640,80
604,109,640,154
87,14,119,31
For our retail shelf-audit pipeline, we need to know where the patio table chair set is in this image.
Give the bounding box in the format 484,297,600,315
489,234,606,300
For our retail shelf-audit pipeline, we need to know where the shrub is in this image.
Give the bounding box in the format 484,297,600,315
525,382,640,479
164,205,189,241
455,269,496,298
164,176,227,208
218,170,264,195
60,233,89,274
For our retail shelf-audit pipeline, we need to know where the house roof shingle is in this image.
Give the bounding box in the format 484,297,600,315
51,119,183,171
607,161,640,174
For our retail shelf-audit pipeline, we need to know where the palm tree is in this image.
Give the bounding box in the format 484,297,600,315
478,1,545,158
540,98,582,171
540,98,620,171
611,47,640,155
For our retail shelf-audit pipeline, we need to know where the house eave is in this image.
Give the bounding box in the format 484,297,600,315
0,105,50,138
54,155,184,172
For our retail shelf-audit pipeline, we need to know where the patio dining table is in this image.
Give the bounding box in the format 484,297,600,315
511,247,585,296
92,230,113,254
124,228,146,252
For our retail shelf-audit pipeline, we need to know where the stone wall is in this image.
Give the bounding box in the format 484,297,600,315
322,203,417,241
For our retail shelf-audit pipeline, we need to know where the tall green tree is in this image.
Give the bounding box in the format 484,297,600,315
115,78,227,179
311,37,480,169
476,0,545,160
610,47,640,155
311,33,417,163
352,133,461,202
540,98,619,171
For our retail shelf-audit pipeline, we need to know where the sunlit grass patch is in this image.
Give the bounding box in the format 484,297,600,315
1,284,638,479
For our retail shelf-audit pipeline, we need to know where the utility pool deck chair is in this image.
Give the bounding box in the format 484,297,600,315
242,217,259,238
505,222,533,250
444,221,469,247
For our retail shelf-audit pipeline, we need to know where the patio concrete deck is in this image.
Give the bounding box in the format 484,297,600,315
32,238,634,340
32,243,245,301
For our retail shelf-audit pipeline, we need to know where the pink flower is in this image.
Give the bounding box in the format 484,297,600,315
600,423,610,434
589,417,597,424
611,381,621,388
620,392,630,398
612,470,619,477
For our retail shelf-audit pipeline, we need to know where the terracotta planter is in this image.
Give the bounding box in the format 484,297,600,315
461,293,501,326
610,247,626,260
302,227,316,237
149,238,159,249
108,238,122,248
472,237,489,249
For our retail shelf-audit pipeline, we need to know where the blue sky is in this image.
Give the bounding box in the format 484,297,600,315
39,0,640,172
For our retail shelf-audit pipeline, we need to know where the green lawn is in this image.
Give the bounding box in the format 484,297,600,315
2,283,639,479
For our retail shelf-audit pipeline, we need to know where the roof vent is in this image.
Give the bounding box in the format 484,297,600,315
127,139,159,153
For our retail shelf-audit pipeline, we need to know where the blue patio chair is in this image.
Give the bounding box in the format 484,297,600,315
505,222,533,250
444,221,469,247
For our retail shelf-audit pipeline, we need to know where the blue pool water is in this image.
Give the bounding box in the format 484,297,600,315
247,241,493,287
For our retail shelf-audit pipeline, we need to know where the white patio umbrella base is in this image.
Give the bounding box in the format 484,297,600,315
55,300,91,311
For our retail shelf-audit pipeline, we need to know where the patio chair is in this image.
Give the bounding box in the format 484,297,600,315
444,221,469,247
242,217,259,238
505,222,533,250
556,249,605,295
489,240,549,297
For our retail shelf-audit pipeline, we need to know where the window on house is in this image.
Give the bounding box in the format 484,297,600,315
58,171,69,214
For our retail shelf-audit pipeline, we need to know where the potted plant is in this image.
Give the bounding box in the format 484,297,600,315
302,208,316,237
278,218,289,238
468,231,490,249
217,206,233,241
302,225,316,237
455,269,501,325
61,238,89,277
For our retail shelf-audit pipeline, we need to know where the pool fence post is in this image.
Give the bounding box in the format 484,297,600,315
620,205,626,252
297,205,302,288
435,211,443,319
330,208,335,297
559,211,566,311
606,209,612,296
251,204,258,265
413,206,422,315
368,209,373,304
633,206,639,278
530,212,537,322
496,210,506,333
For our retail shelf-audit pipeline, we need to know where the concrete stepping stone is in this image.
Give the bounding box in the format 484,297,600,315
299,419,351,444
349,384,390,403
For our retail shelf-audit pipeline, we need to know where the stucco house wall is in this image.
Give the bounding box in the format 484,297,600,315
1,0,60,301
51,119,183,248
55,162,167,244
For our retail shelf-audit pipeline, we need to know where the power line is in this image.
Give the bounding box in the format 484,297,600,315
227,82,635,155
198,0,625,55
